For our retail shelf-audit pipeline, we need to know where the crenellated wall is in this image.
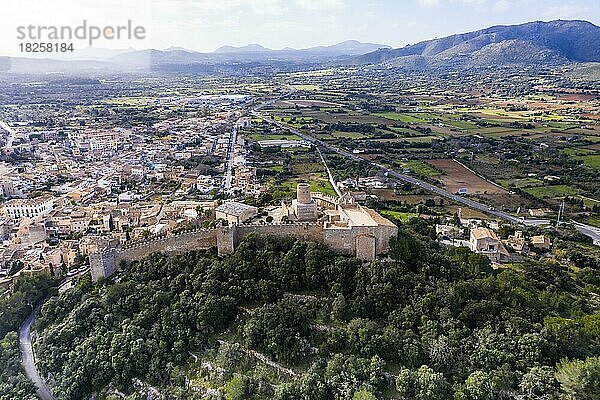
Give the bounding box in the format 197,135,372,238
90,220,397,281
119,229,217,260
90,228,218,281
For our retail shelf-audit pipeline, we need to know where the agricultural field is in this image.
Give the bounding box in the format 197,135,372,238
576,155,600,170
399,160,441,177
496,178,544,189
274,99,341,108
523,185,582,199
256,68,599,223
380,210,418,222
280,173,336,197
428,159,507,195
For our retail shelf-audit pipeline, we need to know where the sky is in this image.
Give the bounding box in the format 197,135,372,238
1,0,599,56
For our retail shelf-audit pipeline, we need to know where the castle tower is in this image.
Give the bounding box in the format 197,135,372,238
292,183,317,221
297,183,311,204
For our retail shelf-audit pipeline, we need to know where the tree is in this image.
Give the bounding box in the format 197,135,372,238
520,366,559,400
0,332,36,399
243,299,310,363
332,293,350,321
455,371,498,400
225,375,248,400
396,365,450,400
353,388,377,400
556,357,600,399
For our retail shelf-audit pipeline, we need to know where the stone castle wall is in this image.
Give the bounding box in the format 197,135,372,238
90,221,396,281
91,228,218,281
119,229,217,260
236,223,324,244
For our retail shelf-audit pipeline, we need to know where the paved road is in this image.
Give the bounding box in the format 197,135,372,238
19,307,56,400
316,146,342,197
0,120,16,151
573,222,600,245
223,127,237,192
254,111,550,227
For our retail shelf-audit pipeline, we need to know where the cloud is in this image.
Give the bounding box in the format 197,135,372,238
185,0,287,15
447,0,487,5
492,0,511,12
417,0,439,7
543,4,589,20
295,0,345,10
393,21,418,29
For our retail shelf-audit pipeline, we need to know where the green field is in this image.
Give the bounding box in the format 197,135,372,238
561,148,596,156
401,160,441,177
380,210,418,222
444,120,479,130
264,165,284,173
331,131,369,139
523,185,581,199
576,155,600,170
292,162,323,174
584,216,600,228
497,177,544,189
281,175,337,197
375,112,427,123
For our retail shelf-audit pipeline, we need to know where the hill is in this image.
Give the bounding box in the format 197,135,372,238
352,20,600,67
31,230,600,399
214,43,272,53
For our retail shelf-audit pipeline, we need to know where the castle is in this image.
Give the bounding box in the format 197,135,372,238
90,185,398,281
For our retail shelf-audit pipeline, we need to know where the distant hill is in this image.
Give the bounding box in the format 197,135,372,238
299,40,390,55
53,46,137,61
352,20,600,67
214,44,272,53
212,40,389,56
106,40,391,66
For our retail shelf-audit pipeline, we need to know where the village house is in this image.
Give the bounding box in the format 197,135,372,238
469,227,510,262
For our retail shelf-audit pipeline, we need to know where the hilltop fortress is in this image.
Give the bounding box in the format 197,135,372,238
90,184,398,281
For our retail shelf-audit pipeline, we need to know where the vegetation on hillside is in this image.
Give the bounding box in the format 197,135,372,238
0,272,55,399
33,226,600,399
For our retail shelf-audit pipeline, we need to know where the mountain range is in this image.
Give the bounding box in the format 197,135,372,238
48,40,390,62
351,20,600,67
2,20,599,74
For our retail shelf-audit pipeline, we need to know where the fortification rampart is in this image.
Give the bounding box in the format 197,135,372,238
90,220,397,281
311,192,338,209
90,228,219,281
236,222,324,243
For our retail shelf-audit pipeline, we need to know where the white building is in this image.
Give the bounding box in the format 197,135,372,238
469,227,509,262
4,196,54,219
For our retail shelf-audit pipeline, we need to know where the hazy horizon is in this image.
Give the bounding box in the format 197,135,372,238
2,0,600,58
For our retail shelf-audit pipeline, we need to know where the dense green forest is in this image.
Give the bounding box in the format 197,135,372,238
33,224,600,399
0,272,55,399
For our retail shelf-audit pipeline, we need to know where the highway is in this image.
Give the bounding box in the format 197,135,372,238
253,111,551,227
19,307,56,400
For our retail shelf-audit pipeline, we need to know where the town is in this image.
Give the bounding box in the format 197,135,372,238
0,67,598,289
1,11,600,399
